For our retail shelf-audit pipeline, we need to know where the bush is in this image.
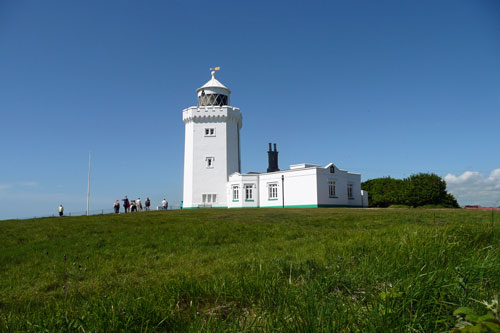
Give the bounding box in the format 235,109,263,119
388,205,411,208
362,173,459,208
361,177,403,207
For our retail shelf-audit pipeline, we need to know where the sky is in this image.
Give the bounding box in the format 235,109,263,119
1,0,499,219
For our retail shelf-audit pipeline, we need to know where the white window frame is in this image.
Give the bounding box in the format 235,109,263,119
205,128,216,137
328,180,336,198
245,184,254,201
232,185,239,201
206,157,214,168
347,183,353,199
268,183,278,200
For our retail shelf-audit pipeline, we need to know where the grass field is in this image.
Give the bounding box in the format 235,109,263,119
1,208,499,332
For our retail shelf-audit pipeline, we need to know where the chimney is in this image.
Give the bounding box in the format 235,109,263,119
267,143,280,172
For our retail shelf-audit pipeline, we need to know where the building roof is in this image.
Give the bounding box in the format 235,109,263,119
196,71,231,94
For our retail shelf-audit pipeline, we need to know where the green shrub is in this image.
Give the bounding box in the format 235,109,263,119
362,173,459,208
388,204,411,208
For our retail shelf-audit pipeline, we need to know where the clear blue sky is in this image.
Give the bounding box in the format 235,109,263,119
1,0,499,219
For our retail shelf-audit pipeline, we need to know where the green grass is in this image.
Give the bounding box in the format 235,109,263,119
1,208,499,332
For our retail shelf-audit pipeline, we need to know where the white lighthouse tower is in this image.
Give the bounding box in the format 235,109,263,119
182,70,242,208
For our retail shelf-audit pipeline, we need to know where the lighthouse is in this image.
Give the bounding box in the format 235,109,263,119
182,70,242,208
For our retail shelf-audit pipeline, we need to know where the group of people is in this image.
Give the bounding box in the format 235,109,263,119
57,196,176,216
115,196,153,213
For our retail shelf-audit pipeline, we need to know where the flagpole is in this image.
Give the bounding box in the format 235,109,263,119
87,152,91,216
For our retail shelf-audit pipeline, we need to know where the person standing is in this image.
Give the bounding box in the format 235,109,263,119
145,197,151,211
137,197,142,211
180,201,183,210
122,196,130,213
113,200,120,213
162,198,168,210
58,204,64,217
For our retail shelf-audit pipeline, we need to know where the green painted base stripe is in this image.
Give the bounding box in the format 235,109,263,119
182,206,228,209
318,204,363,208
259,204,318,208
227,206,260,209
184,205,363,209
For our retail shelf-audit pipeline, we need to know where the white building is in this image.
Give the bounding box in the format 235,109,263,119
182,71,368,209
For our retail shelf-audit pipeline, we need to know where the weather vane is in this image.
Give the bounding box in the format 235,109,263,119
209,66,220,78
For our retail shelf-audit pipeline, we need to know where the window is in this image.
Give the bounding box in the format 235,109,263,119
268,183,278,200
206,157,214,168
245,184,253,201
232,186,239,201
330,165,335,173
202,194,217,203
328,180,336,197
347,183,353,199
204,128,216,137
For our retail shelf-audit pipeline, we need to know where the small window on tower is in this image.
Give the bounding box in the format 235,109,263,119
205,128,216,137
206,157,214,168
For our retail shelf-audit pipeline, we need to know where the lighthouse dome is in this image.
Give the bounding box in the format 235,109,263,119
196,71,231,106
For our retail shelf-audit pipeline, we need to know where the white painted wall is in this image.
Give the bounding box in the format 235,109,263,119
227,173,259,208
226,163,366,209
316,164,363,207
182,121,194,208
361,190,369,207
258,168,318,208
183,106,242,208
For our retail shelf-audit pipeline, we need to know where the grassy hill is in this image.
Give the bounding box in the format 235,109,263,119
1,208,499,332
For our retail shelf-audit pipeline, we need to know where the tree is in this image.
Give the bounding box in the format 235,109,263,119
362,173,459,208
361,177,404,207
441,193,460,208
403,173,446,207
